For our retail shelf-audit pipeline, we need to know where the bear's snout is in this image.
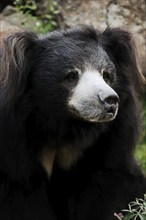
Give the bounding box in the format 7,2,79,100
68,69,119,123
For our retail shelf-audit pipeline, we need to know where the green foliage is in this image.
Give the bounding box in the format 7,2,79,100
14,0,37,13
13,0,59,33
136,143,146,173
136,96,146,172
114,194,146,220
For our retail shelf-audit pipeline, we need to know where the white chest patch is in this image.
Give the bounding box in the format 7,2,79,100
40,145,83,177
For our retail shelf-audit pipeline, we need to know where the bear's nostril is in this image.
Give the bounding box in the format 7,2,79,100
104,95,119,106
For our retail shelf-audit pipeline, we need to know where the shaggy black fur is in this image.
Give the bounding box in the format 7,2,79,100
0,26,145,220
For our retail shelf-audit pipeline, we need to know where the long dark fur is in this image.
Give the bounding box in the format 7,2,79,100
0,26,146,220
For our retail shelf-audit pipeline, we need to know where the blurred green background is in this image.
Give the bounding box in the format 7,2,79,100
136,97,146,173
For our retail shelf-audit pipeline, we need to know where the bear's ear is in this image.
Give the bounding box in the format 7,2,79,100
102,28,145,90
0,31,38,109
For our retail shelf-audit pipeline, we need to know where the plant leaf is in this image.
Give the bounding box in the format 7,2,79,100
123,213,135,220
139,214,145,220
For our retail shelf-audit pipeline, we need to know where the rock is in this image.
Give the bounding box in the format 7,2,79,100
0,19,21,45
2,5,16,16
1,11,40,33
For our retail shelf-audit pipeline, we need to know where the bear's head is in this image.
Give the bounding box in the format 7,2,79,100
0,27,142,125
30,27,120,124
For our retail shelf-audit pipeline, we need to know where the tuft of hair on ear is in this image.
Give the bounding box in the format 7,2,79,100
0,31,38,109
101,27,146,92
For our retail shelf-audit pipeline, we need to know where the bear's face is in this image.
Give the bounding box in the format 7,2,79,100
32,31,119,123
67,59,119,123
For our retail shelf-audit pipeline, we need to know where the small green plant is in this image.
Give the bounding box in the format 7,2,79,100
14,0,37,14
114,194,146,220
13,0,59,33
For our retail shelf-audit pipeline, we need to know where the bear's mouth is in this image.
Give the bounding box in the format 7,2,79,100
85,112,116,123
68,105,118,123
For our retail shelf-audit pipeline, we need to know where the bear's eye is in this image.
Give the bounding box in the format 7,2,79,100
64,69,79,82
102,70,113,84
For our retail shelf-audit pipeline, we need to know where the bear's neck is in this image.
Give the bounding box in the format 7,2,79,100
40,143,83,177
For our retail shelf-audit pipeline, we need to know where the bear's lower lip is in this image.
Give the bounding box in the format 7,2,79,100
84,112,115,123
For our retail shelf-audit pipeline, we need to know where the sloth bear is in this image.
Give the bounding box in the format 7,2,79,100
0,26,146,220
